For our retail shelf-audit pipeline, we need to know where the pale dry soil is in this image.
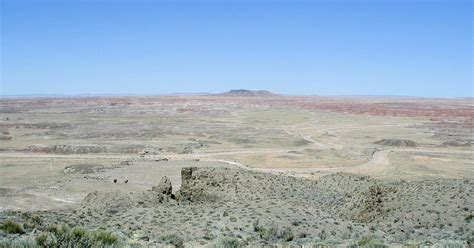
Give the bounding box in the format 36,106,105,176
0,96,472,247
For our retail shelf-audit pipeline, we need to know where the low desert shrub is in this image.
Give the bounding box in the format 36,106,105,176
207,237,241,248
71,227,87,239
159,234,184,248
0,237,36,248
93,230,118,246
465,213,473,222
203,229,215,240
1,220,24,234
34,224,119,248
35,232,68,248
253,220,262,232
253,220,294,242
280,228,294,242
259,226,279,241
35,233,49,247
358,236,387,247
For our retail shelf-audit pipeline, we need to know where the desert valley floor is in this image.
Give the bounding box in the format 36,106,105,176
0,94,473,247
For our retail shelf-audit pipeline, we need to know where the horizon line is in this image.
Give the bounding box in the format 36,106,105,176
1,92,472,100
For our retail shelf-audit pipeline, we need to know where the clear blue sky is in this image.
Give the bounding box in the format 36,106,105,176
1,0,472,97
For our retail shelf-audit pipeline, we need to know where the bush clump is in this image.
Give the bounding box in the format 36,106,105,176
0,237,36,247
34,224,119,248
207,237,242,248
159,234,184,248
358,236,387,247
1,220,24,234
94,230,118,245
253,220,294,242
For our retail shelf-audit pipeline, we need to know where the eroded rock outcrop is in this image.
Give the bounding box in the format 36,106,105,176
176,167,219,203
152,176,172,195
70,166,472,246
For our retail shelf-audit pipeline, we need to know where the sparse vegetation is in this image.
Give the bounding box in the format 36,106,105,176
93,230,118,246
33,224,119,248
0,96,473,247
253,220,294,242
207,237,241,248
159,234,184,248
281,228,294,242
358,236,387,247
465,213,473,222
1,220,24,234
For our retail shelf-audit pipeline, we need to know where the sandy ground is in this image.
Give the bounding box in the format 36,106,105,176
0,96,472,246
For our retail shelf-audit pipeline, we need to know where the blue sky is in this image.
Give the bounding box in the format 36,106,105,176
1,0,472,97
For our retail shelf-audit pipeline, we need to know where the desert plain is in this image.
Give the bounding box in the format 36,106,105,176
0,92,473,247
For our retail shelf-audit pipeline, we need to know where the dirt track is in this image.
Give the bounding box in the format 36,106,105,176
1,96,472,247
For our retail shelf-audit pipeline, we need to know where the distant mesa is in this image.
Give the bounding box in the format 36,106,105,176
217,89,277,97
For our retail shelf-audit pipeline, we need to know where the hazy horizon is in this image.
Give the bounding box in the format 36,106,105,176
1,0,472,97
1,90,473,99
